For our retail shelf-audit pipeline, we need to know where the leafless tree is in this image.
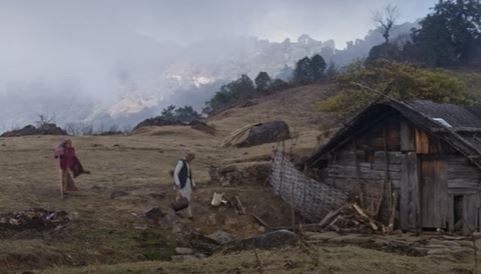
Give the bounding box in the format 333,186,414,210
373,5,399,43
65,122,82,136
35,113,56,128
81,124,94,136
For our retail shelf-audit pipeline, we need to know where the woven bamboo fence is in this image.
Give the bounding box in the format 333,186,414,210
270,150,348,222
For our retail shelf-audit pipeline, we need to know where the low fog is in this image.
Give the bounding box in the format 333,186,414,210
0,0,436,131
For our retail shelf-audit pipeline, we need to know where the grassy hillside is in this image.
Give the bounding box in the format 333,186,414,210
0,84,332,272
1,82,477,273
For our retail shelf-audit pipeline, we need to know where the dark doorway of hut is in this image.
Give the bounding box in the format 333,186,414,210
453,195,464,231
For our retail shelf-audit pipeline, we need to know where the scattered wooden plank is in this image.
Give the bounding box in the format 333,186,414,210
318,206,345,228
235,195,247,215
385,192,398,233
250,213,272,229
353,203,379,231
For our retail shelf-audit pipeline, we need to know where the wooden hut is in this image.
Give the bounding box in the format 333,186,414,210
306,100,481,233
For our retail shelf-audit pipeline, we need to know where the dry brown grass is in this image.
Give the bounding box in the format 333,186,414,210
44,245,474,274
2,84,463,273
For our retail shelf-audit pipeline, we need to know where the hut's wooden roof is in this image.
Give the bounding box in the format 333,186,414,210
307,100,481,169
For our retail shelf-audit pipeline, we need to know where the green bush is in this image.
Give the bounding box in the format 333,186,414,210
318,60,476,117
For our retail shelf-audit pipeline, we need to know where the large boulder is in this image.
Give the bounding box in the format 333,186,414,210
223,121,291,148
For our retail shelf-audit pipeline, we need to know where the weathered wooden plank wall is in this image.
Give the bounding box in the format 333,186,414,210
400,152,419,230
316,113,481,233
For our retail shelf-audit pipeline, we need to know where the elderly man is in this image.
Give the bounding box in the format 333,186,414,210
173,151,196,218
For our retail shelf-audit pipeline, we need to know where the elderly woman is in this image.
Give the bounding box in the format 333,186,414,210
173,150,196,218
54,139,79,198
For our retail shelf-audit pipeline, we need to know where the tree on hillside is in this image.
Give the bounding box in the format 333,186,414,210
293,57,313,85
270,78,289,92
175,106,202,122
373,4,399,43
255,72,272,93
203,87,230,115
35,113,56,128
229,74,256,99
406,0,481,66
325,62,338,78
310,54,327,82
160,105,176,121
203,74,256,116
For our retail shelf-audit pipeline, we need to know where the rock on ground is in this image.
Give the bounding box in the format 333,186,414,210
145,207,166,220
110,191,129,199
189,232,221,255
219,229,299,253
175,247,194,255
207,230,235,244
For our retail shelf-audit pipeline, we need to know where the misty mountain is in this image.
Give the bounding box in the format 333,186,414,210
0,21,417,133
331,21,419,66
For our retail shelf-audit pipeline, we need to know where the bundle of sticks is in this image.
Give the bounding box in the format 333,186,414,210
319,203,386,233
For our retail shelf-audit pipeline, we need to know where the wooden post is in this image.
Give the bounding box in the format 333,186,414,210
388,192,398,232
472,233,478,274
382,122,392,222
354,140,365,208
414,154,421,232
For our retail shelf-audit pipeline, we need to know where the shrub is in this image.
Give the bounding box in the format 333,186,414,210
318,59,475,117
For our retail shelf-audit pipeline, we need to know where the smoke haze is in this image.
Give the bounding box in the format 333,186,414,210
0,0,436,131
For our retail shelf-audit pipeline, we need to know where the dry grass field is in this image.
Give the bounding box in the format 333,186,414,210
0,84,475,273
45,245,474,274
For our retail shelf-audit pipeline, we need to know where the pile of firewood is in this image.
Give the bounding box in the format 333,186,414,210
318,203,386,233
0,208,69,231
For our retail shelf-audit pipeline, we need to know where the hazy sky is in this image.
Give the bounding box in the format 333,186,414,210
0,0,438,95
0,0,437,47
0,0,438,129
